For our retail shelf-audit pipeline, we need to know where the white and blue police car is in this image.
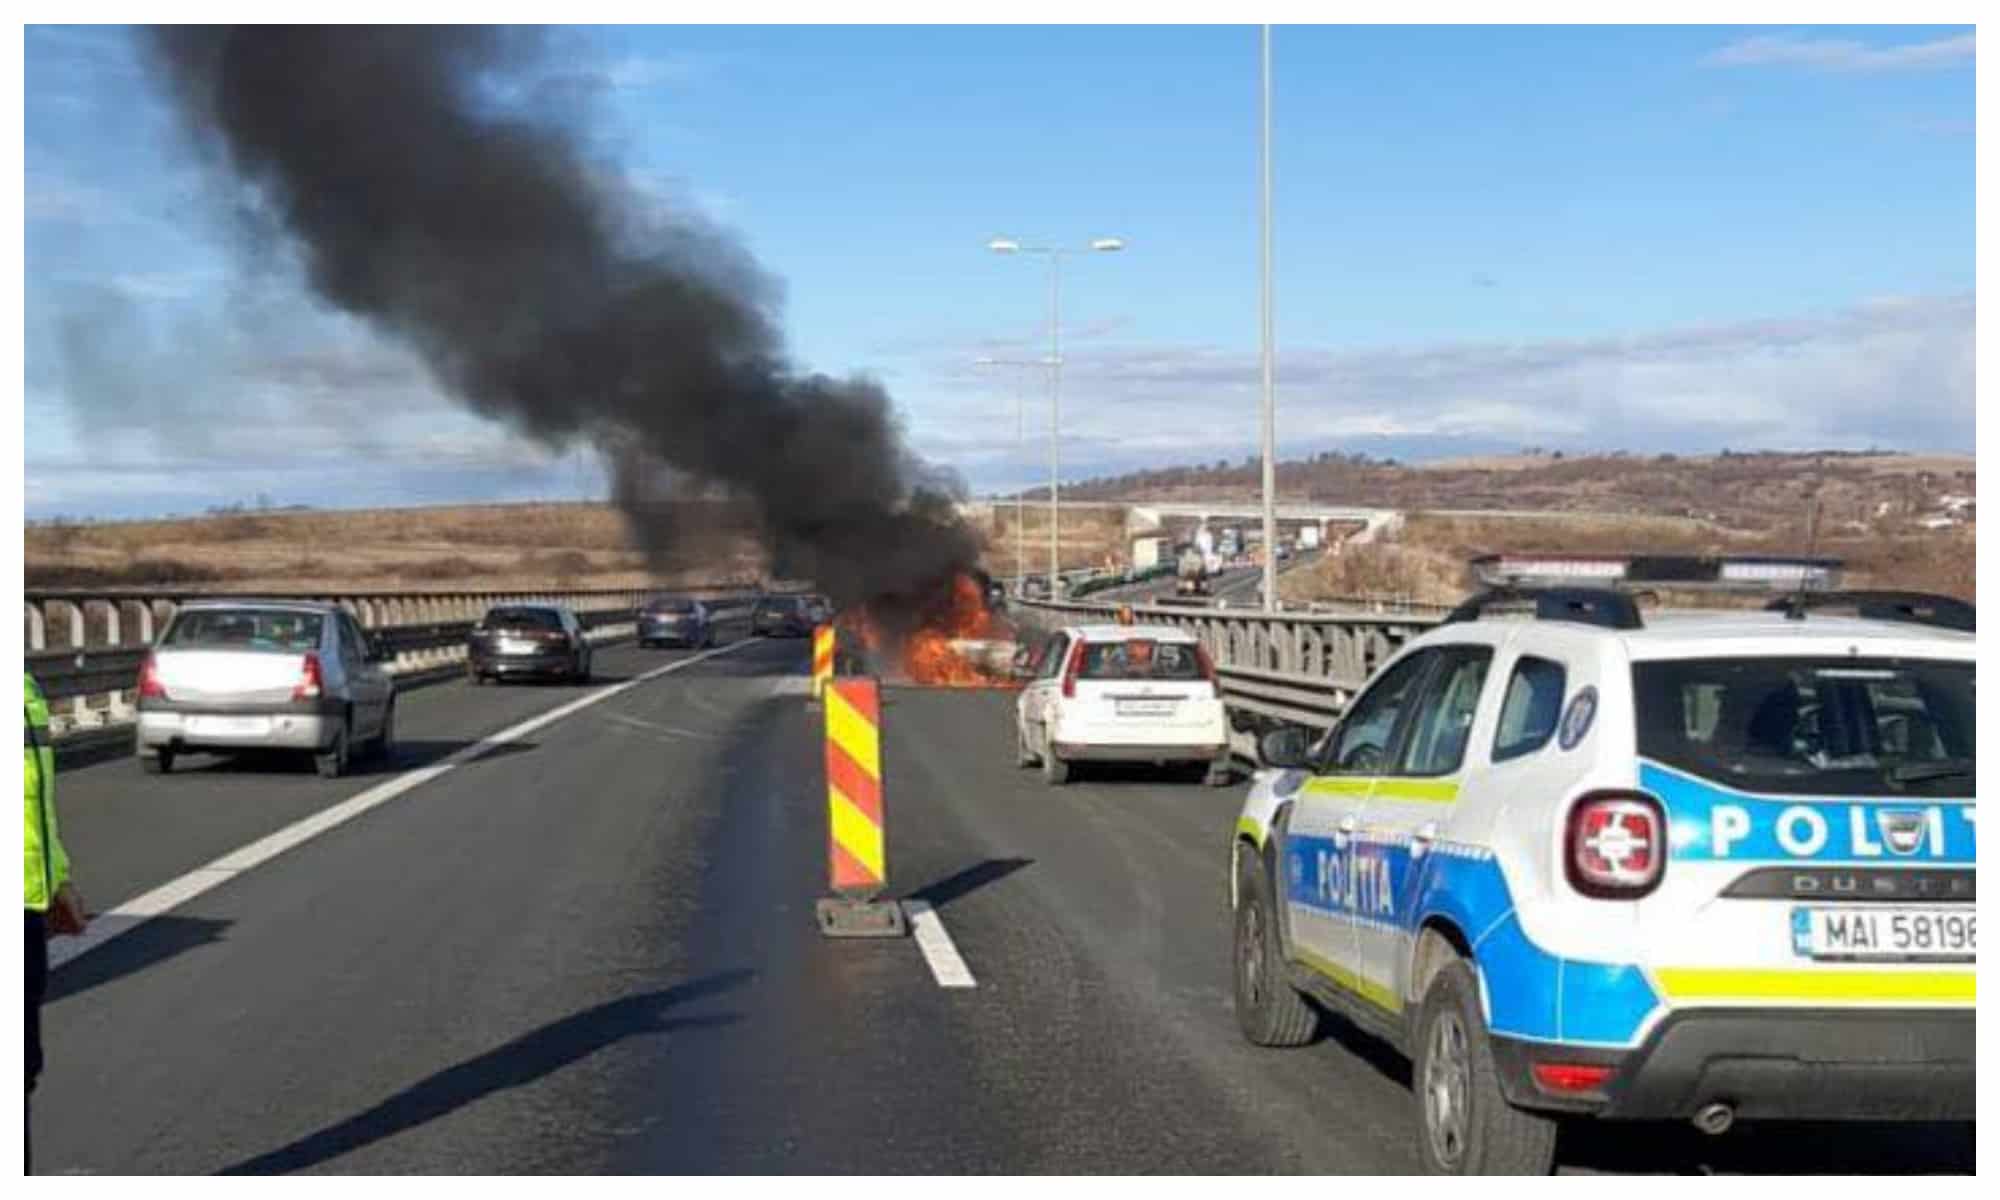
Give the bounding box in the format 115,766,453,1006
1229,556,1974,1174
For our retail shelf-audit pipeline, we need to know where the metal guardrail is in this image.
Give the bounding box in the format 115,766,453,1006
1012,593,1443,733
24,583,763,736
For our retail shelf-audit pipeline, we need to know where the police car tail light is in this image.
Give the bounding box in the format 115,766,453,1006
1059,638,1088,699
292,652,325,702
1566,791,1665,898
1530,1062,1614,1095
137,652,167,700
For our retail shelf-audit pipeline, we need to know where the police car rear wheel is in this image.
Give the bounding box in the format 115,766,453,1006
1233,845,1317,1047
1414,959,1556,1175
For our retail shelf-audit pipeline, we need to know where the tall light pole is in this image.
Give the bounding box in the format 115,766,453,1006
987,236,1125,592
974,355,1059,591
1259,24,1279,614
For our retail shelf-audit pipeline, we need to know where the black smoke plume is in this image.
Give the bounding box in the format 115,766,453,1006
140,26,979,610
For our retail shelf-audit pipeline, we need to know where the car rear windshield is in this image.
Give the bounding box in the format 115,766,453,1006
648,597,696,612
1633,657,1974,797
164,609,324,653
484,607,563,630
1077,638,1205,681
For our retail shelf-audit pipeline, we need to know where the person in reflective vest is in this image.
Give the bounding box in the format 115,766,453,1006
26,673,87,1173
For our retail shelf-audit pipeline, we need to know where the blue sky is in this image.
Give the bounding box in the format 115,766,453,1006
23,24,1976,518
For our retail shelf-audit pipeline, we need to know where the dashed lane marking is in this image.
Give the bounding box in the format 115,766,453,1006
904,899,976,989
50,638,759,971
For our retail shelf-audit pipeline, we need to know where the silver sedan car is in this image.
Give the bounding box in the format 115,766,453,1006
135,600,396,778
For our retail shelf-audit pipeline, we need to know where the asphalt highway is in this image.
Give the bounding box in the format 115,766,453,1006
33,636,1974,1173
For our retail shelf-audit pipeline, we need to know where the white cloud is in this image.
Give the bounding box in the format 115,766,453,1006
1702,32,1975,73
912,293,1975,480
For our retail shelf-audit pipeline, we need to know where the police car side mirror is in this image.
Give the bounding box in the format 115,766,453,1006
1259,727,1312,770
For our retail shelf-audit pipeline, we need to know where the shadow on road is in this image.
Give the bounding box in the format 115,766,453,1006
1307,1006,1414,1090
219,968,754,1175
1559,1117,1974,1175
46,914,233,1003
907,858,1034,911
155,740,541,779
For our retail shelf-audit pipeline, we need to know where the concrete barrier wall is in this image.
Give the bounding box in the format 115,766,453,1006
1012,593,1443,733
24,583,763,736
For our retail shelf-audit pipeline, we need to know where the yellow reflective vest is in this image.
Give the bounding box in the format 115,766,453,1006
25,673,70,912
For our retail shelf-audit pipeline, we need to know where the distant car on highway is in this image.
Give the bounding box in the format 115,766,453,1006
1014,623,1230,786
136,600,395,779
638,595,715,649
467,604,594,684
750,593,818,637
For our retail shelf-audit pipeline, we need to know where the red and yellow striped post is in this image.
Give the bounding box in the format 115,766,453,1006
810,623,835,701
816,676,906,938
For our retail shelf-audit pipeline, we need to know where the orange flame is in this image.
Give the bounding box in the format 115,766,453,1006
840,573,1018,688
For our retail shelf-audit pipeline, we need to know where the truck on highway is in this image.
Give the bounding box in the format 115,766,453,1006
1174,545,1210,596
1132,536,1168,571
1174,526,1220,597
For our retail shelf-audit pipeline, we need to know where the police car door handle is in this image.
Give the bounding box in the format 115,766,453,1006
1336,815,1358,834
1413,822,1439,843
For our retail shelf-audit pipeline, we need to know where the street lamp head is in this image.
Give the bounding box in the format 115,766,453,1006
1090,237,1125,253
987,237,1022,254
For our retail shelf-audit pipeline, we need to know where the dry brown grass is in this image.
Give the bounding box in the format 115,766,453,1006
1280,512,1975,606
974,503,1126,575
25,502,771,592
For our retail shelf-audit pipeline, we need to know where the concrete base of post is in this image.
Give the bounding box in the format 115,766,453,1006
816,896,908,939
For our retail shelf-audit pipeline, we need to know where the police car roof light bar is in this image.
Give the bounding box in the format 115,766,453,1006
1468,553,1843,593
1443,587,1644,631
1764,590,1974,633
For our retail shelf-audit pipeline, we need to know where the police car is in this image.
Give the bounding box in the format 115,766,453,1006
1229,556,1974,1174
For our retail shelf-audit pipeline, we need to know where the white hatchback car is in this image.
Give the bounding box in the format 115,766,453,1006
1231,579,1974,1174
1015,623,1231,785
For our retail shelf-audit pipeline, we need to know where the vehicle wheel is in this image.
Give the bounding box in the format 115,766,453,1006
315,721,350,780
1015,721,1038,768
577,651,593,683
372,699,397,761
1233,843,1318,1046
1040,727,1070,786
140,749,174,776
1413,958,1558,1175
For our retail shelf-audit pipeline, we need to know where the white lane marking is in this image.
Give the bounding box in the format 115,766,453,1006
904,899,976,989
600,712,720,741
50,638,759,971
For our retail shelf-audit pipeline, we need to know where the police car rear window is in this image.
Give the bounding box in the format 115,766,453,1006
1632,657,1974,797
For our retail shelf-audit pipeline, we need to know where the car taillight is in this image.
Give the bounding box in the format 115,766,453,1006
1566,791,1665,898
1194,645,1220,694
1530,1062,1614,1094
1060,639,1088,699
292,652,324,701
137,652,166,700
